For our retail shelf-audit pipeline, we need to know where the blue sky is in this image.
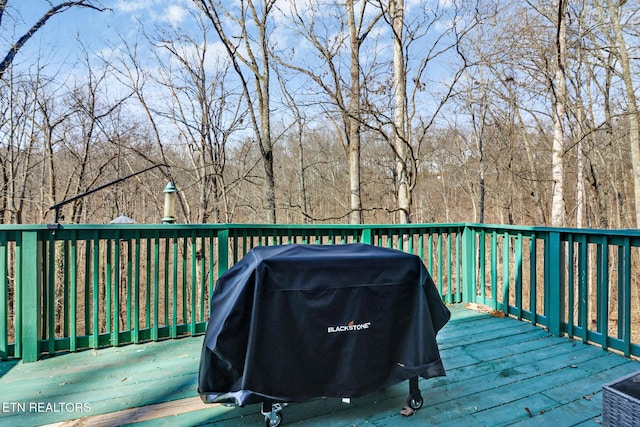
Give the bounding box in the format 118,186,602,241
8,1,191,71
5,0,464,137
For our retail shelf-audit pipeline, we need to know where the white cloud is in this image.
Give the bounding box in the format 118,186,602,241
114,0,155,14
165,5,188,28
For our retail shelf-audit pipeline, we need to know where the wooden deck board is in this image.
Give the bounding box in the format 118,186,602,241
1,304,639,426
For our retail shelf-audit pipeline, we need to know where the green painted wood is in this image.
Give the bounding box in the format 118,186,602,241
491,231,498,309
63,240,69,338
599,237,609,351
217,229,229,278
3,305,639,427
461,227,474,304
502,232,510,315
92,236,100,349
190,235,197,334
529,236,537,324
437,233,443,295
105,239,112,338
69,234,78,352
547,231,562,336
360,228,372,244
162,239,169,327
478,230,486,305
515,233,523,320
1,222,640,362
446,233,452,304
20,232,41,362
455,232,462,301
567,234,575,337
0,234,8,360
13,233,22,359
622,239,632,356
172,238,180,339
578,234,588,343
84,237,92,339
152,235,159,342
113,233,121,346
46,235,56,355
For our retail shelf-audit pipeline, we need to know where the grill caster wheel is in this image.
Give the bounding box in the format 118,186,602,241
407,395,424,410
264,412,283,427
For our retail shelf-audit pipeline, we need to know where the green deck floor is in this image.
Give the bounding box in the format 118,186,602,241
1,305,639,427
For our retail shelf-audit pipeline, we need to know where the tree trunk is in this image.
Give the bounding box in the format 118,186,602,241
550,0,567,227
606,0,640,227
195,0,277,223
347,0,363,224
390,0,411,224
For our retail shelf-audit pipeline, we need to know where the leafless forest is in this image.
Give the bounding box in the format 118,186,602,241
1,0,639,228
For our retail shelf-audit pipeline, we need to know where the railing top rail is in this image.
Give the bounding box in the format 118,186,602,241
464,222,639,235
0,223,469,231
1,222,639,244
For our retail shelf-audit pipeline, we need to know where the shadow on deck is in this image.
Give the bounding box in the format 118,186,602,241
1,305,639,427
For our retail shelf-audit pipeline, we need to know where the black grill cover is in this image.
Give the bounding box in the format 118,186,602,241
198,243,450,406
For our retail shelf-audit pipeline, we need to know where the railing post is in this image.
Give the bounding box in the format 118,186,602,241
21,231,43,362
218,228,229,278
547,231,564,336
461,226,475,304
360,228,372,245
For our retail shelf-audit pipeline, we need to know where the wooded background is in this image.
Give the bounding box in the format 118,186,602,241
0,0,638,228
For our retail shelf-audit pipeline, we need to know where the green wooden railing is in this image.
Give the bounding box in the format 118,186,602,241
0,223,638,362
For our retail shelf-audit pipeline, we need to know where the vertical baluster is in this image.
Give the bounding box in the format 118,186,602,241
46,234,56,354
126,238,132,333
567,235,575,337
478,230,486,305
530,237,537,326
133,236,140,344
515,233,523,321
152,234,160,341
577,235,587,342
191,234,197,334
446,232,452,304
502,233,510,316
112,232,120,346
491,231,498,310
105,239,112,341
69,232,77,352
92,236,100,349
0,233,7,359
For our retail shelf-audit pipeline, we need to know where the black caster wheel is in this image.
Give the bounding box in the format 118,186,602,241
264,412,283,427
407,394,424,410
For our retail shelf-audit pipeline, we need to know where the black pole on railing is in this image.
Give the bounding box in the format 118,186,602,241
48,163,169,226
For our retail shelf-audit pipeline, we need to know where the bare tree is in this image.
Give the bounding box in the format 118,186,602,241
275,0,383,223
345,0,384,223
193,0,278,223
369,0,481,223
389,0,410,224
152,14,247,223
0,1,106,80
274,62,309,223
550,0,568,227
0,69,42,223
599,0,640,227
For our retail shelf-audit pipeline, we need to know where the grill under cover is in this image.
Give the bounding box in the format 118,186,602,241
198,243,450,406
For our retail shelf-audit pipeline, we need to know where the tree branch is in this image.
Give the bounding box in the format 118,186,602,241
0,1,107,79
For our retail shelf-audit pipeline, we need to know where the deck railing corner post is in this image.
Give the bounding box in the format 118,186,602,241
217,228,230,278
547,231,564,337
360,228,372,245
21,230,43,362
